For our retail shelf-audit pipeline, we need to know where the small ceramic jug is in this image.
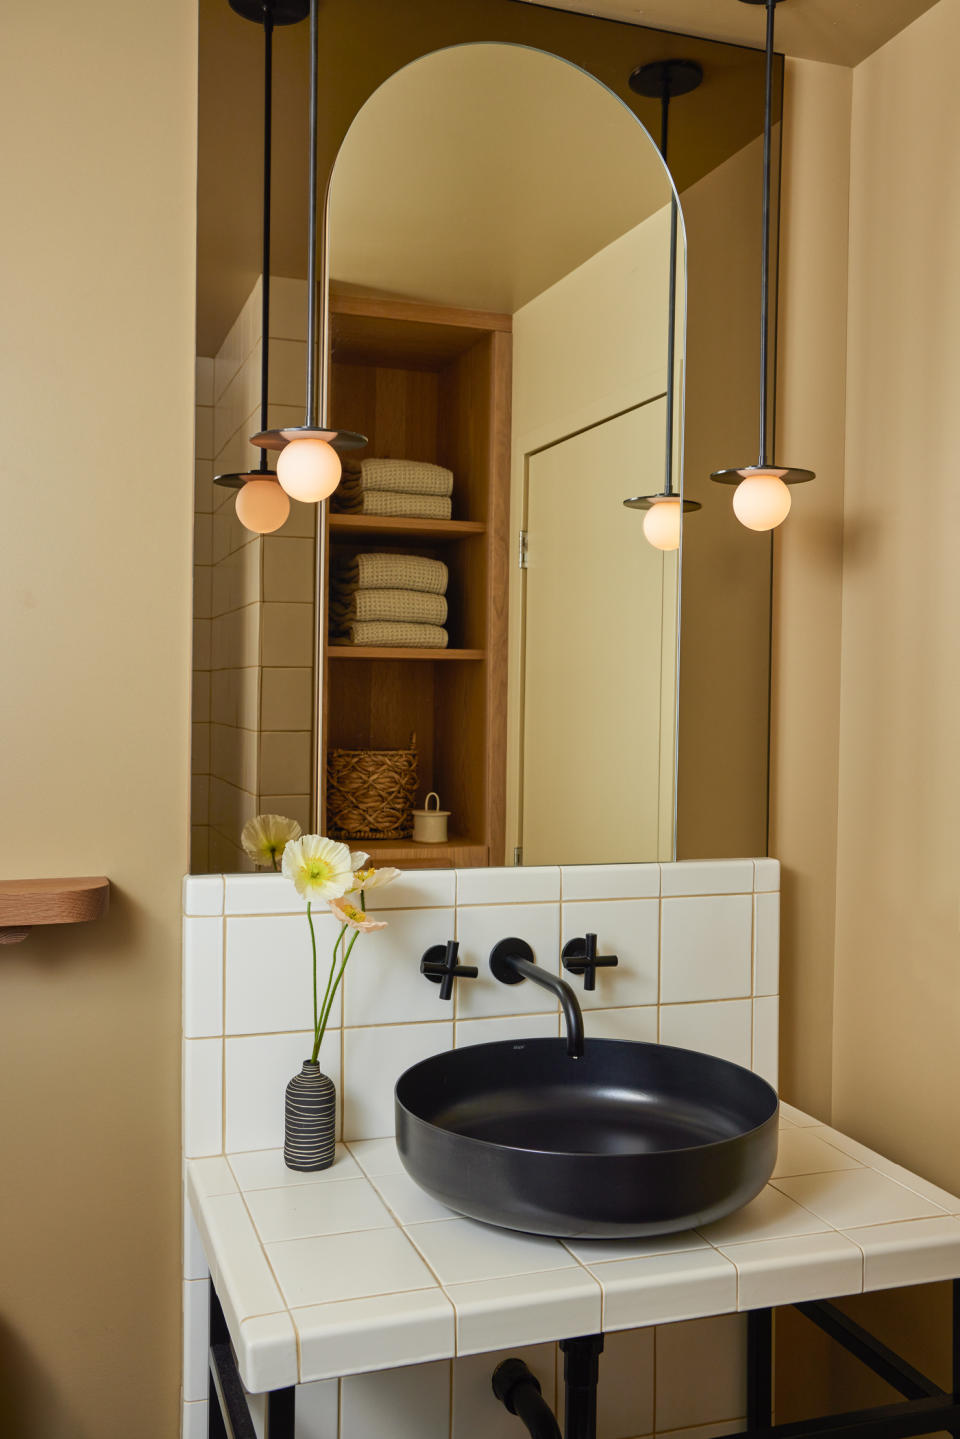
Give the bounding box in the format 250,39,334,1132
412,792,450,843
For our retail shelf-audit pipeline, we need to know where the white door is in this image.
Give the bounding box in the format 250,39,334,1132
520,401,677,865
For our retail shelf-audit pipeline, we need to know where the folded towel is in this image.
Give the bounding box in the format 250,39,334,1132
333,482,452,521
334,552,448,595
342,457,454,498
339,621,449,649
331,588,448,627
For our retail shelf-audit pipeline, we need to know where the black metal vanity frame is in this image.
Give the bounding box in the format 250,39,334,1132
207,1277,960,1439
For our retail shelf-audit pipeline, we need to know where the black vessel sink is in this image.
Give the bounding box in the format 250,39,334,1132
395,1038,778,1238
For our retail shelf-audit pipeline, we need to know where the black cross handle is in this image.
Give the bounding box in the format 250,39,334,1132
561,932,619,992
420,940,479,1002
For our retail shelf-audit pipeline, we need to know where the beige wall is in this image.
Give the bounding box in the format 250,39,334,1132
0,3,197,1436
773,2,960,1415
770,57,852,1120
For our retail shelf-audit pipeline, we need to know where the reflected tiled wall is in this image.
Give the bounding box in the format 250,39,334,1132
192,279,317,872
181,859,779,1437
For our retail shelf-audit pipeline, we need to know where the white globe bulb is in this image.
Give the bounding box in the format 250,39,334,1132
235,478,290,534
733,471,792,531
642,498,682,552
276,437,342,502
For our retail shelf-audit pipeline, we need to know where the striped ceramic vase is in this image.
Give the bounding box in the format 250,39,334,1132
283,1061,336,1171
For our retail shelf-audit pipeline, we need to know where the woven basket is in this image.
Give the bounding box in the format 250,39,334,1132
327,733,418,840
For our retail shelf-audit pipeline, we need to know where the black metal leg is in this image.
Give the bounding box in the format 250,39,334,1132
560,1334,604,1439
208,1282,229,1439
747,1308,773,1430
265,1386,296,1439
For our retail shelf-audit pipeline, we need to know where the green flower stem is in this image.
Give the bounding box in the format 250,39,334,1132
312,927,361,1062
315,920,348,1050
307,901,318,1036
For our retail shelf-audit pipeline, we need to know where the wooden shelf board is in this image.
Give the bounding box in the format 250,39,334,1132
328,515,485,541
346,837,489,869
327,646,484,661
0,877,110,944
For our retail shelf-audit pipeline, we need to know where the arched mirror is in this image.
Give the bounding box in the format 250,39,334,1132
322,43,683,869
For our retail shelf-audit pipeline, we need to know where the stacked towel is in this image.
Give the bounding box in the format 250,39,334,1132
332,552,450,649
334,458,454,521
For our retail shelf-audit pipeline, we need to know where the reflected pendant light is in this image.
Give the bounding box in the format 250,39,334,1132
213,1,311,535
250,0,365,499
710,0,814,530
623,59,703,553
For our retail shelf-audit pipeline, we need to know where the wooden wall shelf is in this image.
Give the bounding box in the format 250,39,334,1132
327,646,484,662
0,877,110,945
328,515,485,541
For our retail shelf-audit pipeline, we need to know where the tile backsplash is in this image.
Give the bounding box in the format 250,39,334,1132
182,858,779,1438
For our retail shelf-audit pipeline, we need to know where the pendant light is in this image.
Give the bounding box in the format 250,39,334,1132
623,60,703,553
213,1,310,535
710,0,814,529
250,0,365,498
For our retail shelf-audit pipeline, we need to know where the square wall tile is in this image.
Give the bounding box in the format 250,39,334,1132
753,996,779,1088
583,1007,658,1044
225,913,343,1034
182,1399,208,1439
660,896,752,1003
261,602,315,668
363,870,457,912
455,1013,559,1048
183,916,223,1038
184,1195,208,1280
659,1001,752,1068
291,1378,339,1438
753,893,780,996
343,1022,452,1140
260,731,311,797
295,1290,455,1384
183,1038,223,1157
260,667,313,731
184,874,224,916
225,1029,340,1153
561,900,658,1010
655,1315,745,1431
262,536,316,604
456,866,560,905
589,1326,654,1439
343,908,456,1026
224,873,305,915
455,904,560,1019
453,1344,556,1439
660,861,755,896
560,863,660,902
341,1358,450,1439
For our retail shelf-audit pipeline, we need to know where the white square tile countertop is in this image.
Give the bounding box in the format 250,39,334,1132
187,1108,960,1392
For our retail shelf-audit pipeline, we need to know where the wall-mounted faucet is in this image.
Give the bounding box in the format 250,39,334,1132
489,937,585,1059
420,940,478,1001
562,932,619,992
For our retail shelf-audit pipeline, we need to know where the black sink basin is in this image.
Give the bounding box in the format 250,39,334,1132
395,1038,778,1238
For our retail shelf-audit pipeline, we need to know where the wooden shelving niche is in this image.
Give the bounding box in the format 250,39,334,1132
322,291,511,869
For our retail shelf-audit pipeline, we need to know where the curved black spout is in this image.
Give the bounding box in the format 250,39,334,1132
489,940,585,1059
492,1358,562,1439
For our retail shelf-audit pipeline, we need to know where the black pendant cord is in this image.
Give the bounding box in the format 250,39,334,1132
758,0,775,468
304,0,319,429
258,4,274,471
661,87,678,500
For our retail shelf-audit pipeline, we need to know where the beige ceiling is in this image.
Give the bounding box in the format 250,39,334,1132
522,0,940,68
328,44,671,316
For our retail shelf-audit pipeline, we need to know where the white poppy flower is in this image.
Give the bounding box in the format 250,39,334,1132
241,814,302,871
281,835,355,901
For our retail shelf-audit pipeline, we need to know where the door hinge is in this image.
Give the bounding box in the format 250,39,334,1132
518,530,528,569
513,846,523,866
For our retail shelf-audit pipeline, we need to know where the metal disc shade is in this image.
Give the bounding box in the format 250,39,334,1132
214,469,278,490
228,0,309,21
623,494,702,512
251,425,367,452
711,465,814,486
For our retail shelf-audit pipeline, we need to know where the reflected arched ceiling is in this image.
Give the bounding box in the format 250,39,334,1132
328,44,671,316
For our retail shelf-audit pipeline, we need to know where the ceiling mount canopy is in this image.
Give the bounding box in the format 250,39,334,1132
250,0,366,502
710,0,815,532
622,57,703,552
